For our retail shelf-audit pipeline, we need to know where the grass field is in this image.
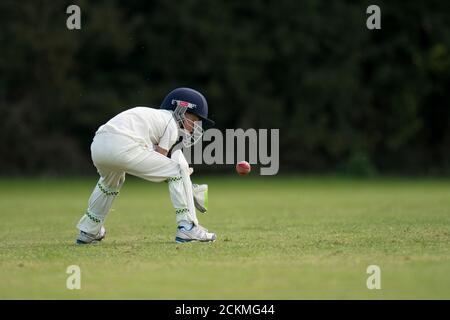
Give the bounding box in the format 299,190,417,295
0,176,449,299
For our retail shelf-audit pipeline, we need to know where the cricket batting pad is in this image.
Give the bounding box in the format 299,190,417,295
170,150,199,225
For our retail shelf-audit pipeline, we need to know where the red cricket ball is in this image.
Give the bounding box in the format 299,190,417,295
236,161,251,175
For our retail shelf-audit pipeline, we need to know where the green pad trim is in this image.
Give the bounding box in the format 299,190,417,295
175,208,189,215
98,182,119,196
86,211,102,223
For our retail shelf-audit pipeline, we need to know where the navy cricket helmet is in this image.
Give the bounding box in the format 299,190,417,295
160,87,214,147
160,87,215,128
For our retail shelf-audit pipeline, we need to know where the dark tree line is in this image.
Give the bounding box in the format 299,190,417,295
0,0,449,175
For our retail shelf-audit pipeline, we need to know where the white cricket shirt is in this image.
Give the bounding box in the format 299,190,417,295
96,107,179,151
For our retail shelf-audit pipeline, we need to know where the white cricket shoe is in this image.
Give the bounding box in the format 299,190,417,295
193,184,208,213
175,224,216,243
76,226,106,244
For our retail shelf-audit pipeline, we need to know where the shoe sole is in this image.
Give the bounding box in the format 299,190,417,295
175,237,216,244
75,230,106,245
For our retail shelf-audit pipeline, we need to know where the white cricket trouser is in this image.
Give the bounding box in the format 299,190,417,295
77,132,198,234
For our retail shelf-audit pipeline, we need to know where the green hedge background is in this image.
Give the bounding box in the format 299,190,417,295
0,0,449,175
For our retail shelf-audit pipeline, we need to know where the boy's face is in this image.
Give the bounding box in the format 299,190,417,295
183,112,200,133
